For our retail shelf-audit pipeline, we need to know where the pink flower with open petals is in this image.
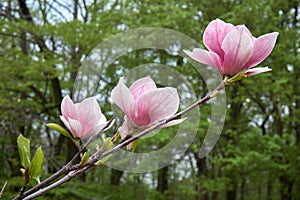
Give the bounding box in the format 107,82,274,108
60,95,108,139
184,19,279,78
111,77,183,139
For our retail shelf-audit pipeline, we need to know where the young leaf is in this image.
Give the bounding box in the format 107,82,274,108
112,131,120,142
20,168,25,175
29,146,44,179
103,137,113,151
131,139,138,156
17,134,31,168
47,123,72,138
95,154,112,166
79,150,90,166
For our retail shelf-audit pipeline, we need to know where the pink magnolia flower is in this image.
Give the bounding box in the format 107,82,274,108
60,95,108,139
111,77,183,139
184,18,279,78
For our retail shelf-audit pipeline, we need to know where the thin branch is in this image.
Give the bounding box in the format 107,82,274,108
23,164,92,200
0,32,36,43
52,0,73,15
17,119,114,199
45,1,69,22
0,181,8,198
81,0,88,22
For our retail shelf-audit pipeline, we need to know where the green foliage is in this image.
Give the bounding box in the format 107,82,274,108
17,134,31,168
17,134,44,184
46,123,72,139
29,146,44,182
79,150,90,166
40,179,162,200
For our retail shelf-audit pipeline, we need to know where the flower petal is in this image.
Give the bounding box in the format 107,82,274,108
111,77,137,122
129,77,157,100
184,49,214,66
245,67,272,76
136,87,179,126
222,27,254,76
68,118,82,138
162,118,187,128
83,113,108,138
61,95,78,120
59,115,71,131
83,124,102,139
236,25,255,40
184,49,224,74
118,118,131,139
245,32,279,68
98,113,108,127
76,97,103,133
203,18,235,57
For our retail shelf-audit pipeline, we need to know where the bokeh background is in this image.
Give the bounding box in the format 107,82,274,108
0,0,299,199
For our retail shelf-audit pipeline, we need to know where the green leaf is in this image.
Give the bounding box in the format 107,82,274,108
47,123,72,138
103,137,113,151
95,154,112,166
29,146,44,179
224,70,247,85
79,150,90,166
131,139,139,157
17,134,31,168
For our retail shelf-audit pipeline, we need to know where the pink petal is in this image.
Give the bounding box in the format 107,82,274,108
83,124,102,139
245,67,272,76
76,97,102,133
83,113,108,138
129,77,157,100
245,32,279,68
235,25,254,40
98,113,108,127
68,118,82,138
118,118,131,139
136,87,179,126
111,78,138,122
59,115,71,131
61,95,78,120
184,49,224,74
203,18,235,57
184,49,215,66
222,27,254,76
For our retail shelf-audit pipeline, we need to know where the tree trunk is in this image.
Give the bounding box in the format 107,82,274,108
110,168,124,185
157,166,168,194
193,153,209,200
227,189,236,200
279,176,293,200
266,179,272,200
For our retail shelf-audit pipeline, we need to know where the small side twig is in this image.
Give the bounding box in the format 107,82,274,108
0,181,8,198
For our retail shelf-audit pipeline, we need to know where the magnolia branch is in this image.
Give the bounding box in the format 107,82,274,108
14,120,114,200
15,81,225,200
